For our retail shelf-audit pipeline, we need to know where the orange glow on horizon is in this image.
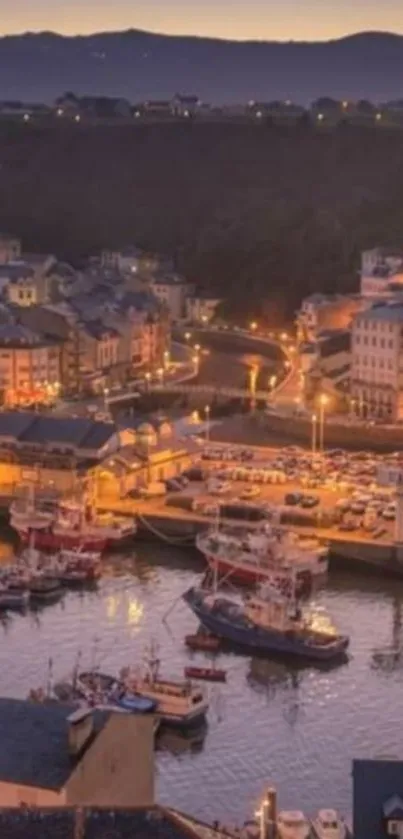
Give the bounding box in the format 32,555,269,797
2,2,403,41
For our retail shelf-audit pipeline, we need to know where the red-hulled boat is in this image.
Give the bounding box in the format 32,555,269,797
184,666,227,683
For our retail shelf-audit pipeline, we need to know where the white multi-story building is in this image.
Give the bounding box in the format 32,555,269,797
351,302,403,420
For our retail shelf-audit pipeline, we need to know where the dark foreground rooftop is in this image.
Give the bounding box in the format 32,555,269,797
0,807,204,839
0,698,108,791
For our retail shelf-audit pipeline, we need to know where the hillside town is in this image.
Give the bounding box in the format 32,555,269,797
0,233,220,409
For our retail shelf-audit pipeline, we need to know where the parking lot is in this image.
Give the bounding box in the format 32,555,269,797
171,442,399,539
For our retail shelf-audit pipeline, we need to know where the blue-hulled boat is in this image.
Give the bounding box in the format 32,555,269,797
183,585,349,662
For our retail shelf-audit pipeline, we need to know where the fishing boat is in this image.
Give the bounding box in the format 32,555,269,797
184,632,221,652
183,578,349,662
184,666,226,683
29,574,63,600
9,487,55,534
196,524,328,589
76,670,156,713
312,810,349,839
121,642,209,728
277,811,311,839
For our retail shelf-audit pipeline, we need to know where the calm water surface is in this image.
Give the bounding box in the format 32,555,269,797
0,539,401,823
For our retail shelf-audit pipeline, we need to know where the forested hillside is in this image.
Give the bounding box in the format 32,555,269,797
1,120,403,322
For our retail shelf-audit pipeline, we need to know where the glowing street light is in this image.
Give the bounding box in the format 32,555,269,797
311,413,317,456
194,343,201,352
281,332,288,342
192,354,199,374
157,367,164,384
319,393,329,452
250,321,258,332
205,405,211,442
163,349,170,370
103,387,110,410
184,332,191,342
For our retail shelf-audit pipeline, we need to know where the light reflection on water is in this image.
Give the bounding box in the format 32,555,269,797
0,539,402,822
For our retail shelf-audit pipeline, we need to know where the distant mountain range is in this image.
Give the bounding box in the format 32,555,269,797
2,29,403,104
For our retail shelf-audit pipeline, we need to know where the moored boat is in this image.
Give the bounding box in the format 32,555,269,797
277,810,311,839
0,584,30,610
29,575,63,600
183,581,349,662
185,632,221,651
121,642,209,728
312,809,349,839
196,525,328,590
184,666,226,683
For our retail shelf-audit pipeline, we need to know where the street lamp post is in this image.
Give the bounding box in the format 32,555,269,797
319,394,328,452
192,354,199,375
311,413,317,456
205,405,210,441
103,387,109,411
144,371,151,392
157,367,164,386
163,350,170,370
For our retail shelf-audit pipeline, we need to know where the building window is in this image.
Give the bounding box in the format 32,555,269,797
372,337,377,347
363,336,368,345
380,338,385,348
389,340,394,348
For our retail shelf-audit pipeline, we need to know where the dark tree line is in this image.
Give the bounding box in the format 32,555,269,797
1,120,403,324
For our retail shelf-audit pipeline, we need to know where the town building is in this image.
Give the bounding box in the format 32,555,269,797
186,293,222,324
100,246,160,276
171,94,201,117
0,252,56,307
0,410,196,496
304,329,351,404
0,699,154,808
151,273,194,321
0,234,21,264
0,411,123,492
95,416,197,499
0,323,62,407
350,301,403,420
360,247,403,297
296,292,364,342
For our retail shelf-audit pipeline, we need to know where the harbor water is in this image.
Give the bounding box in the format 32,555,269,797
0,537,403,823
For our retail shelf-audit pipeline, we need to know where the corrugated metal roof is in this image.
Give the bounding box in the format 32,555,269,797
0,698,107,791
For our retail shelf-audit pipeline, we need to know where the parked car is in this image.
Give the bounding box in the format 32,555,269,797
285,492,302,506
240,486,261,500
300,495,319,509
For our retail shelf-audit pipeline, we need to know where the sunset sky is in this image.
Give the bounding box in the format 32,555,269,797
2,0,403,40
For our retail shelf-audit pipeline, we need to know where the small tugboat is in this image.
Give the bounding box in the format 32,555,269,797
183,666,226,683
183,574,349,662
121,642,209,728
277,811,311,839
312,809,350,839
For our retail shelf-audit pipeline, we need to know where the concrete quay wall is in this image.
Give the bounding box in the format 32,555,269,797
263,411,403,452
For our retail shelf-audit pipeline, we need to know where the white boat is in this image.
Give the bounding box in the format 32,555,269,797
120,643,209,728
277,810,311,839
10,486,54,533
312,809,348,839
196,523,328,588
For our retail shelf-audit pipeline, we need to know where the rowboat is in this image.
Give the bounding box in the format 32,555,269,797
184,632,221,651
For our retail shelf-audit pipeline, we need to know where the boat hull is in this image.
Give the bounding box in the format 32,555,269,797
183,588,349,662
204,553,326,587
18,528,107,553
